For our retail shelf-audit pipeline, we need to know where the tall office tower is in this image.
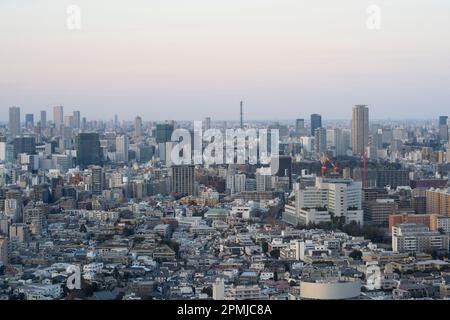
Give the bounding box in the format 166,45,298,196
156,122,174,143
114,114,119,128
134,116,143,138
240,101,244,129
310,114,322,136
295,118,306,136
351,105,369,155
204,117,211,131
116,134,129,163
53,105,64,129
25,114,34,128
90,165,104,195
170,165,195,196
314,127,327,154
40,111,47,128
12,136,36,158
439,116,448,143
75,133,101,168
73,111,81,129
327,128,345,157
272,155,293,190
9,106,21,137
64,115,74,128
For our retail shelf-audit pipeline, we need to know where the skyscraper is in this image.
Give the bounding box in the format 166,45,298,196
116,135,129,163
73,111,81,129
156,122,174,144
170,165,195,196
75,133,101,168
25,114,34,128
9,106,21,137
90,165,104,195
314,127,327,154
352,105,369,155
439,116,448,143
204,117,211,131
40,111,47,128
310,114,322,136
295,118,306,136
53,105,64,130
134,116,143,139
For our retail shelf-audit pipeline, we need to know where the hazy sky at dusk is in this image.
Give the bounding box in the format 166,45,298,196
1,0,450,121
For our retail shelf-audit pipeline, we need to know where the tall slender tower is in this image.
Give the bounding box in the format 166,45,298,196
240,101,243,129
9,106,21,137
352,105,369,155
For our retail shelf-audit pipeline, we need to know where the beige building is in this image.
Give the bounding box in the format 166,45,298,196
426,188,450,216
351,105,369,155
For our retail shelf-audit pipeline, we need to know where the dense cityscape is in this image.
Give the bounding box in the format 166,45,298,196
1,104,450,300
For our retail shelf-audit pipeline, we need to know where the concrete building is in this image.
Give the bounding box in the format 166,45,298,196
351,105,369,155
170,165,195,196
9,106,21,137
392,223,449,253
115,135,129,164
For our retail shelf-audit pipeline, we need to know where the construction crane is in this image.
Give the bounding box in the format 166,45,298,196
319,154,328,176
319,154,339,176
327,158,339,174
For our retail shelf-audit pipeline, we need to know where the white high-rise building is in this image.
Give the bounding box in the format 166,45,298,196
286,177,363,225
116,135,129,163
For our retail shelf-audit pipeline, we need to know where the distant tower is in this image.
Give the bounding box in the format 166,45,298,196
352,105,369,155
240,101,244,129
9,106,21,137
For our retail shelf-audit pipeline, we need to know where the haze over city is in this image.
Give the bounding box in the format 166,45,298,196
1,0,450,121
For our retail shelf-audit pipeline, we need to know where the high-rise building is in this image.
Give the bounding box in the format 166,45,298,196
90,165,104,195
75,133,101,168
376,170,410,189
156,122,174,144
310,114,322,136
363,199,399,228
64,115,74,128
170,165,195,196
439,116,448,143
40,110,47,128
12,136,36,158
426,188,450,216
284,177,363,226
53,105,64,129
204,117,211,131
9,106,21,137
272,155,293,190
134,116,143,138
25,114,34,128
295,119,306,136
73,111,81,129
116,135,129,163
351,105,369,155
314,127,327,154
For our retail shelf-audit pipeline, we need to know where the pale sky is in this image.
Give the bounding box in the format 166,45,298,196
1,0,450,121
